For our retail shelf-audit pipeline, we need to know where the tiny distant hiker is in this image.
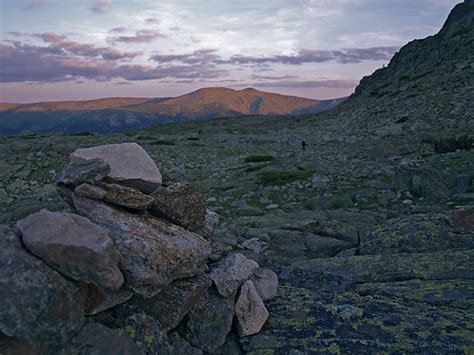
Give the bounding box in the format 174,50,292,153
301,141,306,150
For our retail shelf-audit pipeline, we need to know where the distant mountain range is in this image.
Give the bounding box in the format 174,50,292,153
0,88,346,134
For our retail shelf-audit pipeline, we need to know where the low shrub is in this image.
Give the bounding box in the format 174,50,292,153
244,154,275,163
148,139,176,145
433,135,473,153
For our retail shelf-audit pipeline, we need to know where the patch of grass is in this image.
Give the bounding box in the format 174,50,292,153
433,135,473,154
244,163,273,172
19,133,41,139
148,139,176,145
396,116,410,123
67,131,94,136
186,137,200,141
244,154,275,163
259,170,313,186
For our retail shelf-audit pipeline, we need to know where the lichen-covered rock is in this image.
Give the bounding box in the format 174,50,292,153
250,268,278,301
100,182,154,211
130,276,209,330
0,225,84,351
71,143,162,193
75,183,107,200
17,209,124,291
150,182,207,231
168,332,203,355
209,253,259,297
60,322,142,355
115,310,171,354
235,280,269,336
242,250,474,354
180,287,236,353
196,209,220,238
53,158,110,186
360,213,474,255
67,193,211,297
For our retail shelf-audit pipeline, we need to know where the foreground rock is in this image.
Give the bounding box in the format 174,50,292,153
1,141,277,353
66,193,212,297
180,287,236,352
209,253,259,297
250,268,279,301
242,249,474,353
17,209,123,291
0,226,84,351
100,182,154,211
71,143,162,193
130,276,209,330
150,182,207,231
61,322,140,355
235,280,269,336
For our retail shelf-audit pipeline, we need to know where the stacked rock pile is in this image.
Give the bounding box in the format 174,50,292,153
0,142,278,354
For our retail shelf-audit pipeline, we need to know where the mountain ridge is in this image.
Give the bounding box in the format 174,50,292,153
0,88,346,134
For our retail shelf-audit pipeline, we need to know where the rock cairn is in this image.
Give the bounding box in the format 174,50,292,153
0,142,278,354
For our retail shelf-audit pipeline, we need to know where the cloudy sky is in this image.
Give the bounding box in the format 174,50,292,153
0,0,459,102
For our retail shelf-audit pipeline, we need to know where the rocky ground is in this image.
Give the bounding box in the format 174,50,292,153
0,105,472,352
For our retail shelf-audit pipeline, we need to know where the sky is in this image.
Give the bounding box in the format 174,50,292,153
0,0,460,102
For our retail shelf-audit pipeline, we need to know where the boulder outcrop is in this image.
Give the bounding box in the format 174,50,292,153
1,143,277,354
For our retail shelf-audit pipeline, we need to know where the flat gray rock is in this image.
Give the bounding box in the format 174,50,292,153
54,158,110,186
235,280,269,336
71,143,162,193
17,209,124,291
209,253,259,297
67,193,212,297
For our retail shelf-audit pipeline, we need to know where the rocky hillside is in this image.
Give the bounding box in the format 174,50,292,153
319,0,473,139
0,88,345,135
0,97,150,112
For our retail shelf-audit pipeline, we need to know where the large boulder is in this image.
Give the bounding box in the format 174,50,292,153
71,143,162,193
53,158,110,186
150,182,207,232
209,253,259,297
235,280,269,336
65,193,212,297
180,287,236,352
0,225,84,351
17,209,124,291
